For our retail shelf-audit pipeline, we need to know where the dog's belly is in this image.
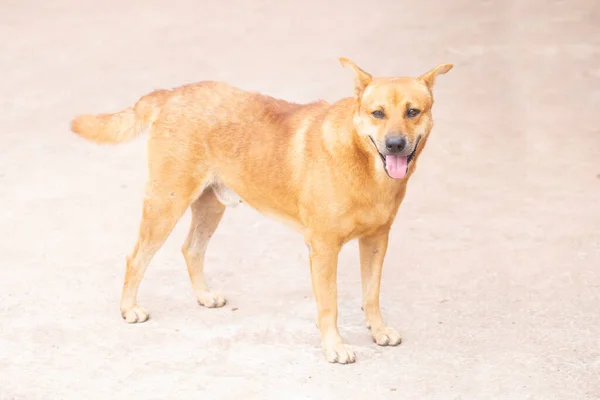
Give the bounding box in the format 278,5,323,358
256,208,305,233
212,180,306,233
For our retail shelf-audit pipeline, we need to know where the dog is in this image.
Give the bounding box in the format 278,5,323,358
70,58,452,364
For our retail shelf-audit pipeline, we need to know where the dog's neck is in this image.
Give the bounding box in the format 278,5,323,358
319,98,361,149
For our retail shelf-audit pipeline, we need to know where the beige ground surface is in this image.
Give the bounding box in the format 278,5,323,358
1,1,599,399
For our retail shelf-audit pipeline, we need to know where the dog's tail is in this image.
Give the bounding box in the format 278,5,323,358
70,89,170,144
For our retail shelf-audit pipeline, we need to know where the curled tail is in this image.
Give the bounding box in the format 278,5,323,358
70,89,170,144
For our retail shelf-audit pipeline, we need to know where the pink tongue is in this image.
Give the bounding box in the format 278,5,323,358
385,155,408,179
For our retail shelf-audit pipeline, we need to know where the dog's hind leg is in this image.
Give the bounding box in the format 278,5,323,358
182,188,227,308
120,133,209,323
120,187,192,323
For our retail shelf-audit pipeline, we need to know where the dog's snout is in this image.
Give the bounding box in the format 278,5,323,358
385,136,407,153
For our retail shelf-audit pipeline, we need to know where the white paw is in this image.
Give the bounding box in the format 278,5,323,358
324,342,356,364
121,305,149,323
371,326,402,346
197,291,227,308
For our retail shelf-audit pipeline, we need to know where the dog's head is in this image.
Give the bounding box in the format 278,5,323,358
340,57,452,179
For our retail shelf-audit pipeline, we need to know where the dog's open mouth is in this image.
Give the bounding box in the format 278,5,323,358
369,136,421,179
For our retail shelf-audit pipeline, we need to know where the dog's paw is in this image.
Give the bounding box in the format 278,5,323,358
371,326,402,346
324,342,356,364
121,305,149,323
197,291,227,308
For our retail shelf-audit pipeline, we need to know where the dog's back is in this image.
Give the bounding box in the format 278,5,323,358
71,81,331,225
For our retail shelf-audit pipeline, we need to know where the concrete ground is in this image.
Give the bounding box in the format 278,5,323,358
1,0,599,399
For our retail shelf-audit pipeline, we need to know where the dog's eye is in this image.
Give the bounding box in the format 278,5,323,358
371,110,386,119
406,108,421,118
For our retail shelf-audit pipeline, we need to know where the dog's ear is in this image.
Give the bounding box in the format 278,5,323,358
339,57,372,97
418,64,453,89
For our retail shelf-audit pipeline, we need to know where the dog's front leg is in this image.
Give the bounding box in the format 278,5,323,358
359,230,402,346
307,238,356,364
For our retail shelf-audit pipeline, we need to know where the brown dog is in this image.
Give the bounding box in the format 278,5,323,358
71,58,452,364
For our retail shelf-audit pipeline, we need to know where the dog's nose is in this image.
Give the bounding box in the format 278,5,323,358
385,136,407,153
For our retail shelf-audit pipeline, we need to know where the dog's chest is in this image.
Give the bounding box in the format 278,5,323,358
343,198,401,238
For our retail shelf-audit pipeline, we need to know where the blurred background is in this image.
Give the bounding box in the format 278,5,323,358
0,1,599,399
